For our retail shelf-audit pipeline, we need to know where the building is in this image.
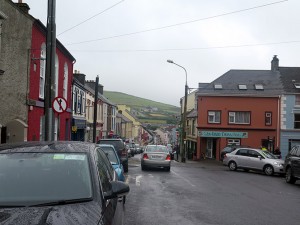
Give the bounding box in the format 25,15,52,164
196,56,282,160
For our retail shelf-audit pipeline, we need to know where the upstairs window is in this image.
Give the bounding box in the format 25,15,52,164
294,114,300,129
208,111,221,123
238,84,247,90
229,111,250,124
265,112,272,126
63,63,68,99
295,95,300,106
39,43,46,99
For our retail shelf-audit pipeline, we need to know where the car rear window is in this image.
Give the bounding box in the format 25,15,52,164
0,153,92,206
98,140,124,150
146,145,168,153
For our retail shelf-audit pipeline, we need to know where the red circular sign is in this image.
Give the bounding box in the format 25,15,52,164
109,131,114,136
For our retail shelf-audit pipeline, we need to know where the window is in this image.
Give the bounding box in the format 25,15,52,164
96,149,113,193
255,84,264,90
294,83,300,89
54,54,59,97
295,95,300,106
265,112,272,126
248,150,261,158
236,149,248,156
39,43,46,99
238,84,247,90
229,111,250,124
214,84,222,89
208,111,221,123
227,139,240,146
63,63,68,99
294,114,300,129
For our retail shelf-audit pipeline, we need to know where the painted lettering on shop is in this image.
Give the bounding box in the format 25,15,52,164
198,131,248,138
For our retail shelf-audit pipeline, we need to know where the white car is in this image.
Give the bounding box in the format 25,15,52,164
223,148,284,176
141,145,171,171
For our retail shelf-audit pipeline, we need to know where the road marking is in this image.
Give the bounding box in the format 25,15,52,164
136,175,142,186
171,170,195,187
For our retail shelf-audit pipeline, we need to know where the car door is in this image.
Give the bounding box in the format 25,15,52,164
294,147,300,177
234,149,250,168
95,149,123,225
247,150,265,171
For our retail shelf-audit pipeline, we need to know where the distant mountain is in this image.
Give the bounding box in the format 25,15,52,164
103,91,180,125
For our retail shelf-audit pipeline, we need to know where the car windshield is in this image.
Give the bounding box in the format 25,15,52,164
101,146,119,165
146,145,168,153
261,151,277,159
0,153,92,206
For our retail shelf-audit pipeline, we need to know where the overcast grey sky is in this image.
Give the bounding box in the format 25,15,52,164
22,0,300,106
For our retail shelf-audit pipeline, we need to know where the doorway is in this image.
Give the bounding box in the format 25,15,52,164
207,138,217,159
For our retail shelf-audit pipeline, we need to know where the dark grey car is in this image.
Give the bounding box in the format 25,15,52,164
0,141,129,225
284,145,300,184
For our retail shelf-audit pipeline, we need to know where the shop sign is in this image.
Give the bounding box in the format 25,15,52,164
198,131,248,138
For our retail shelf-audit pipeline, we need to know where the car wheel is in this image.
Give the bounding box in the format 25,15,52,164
228,161,237,171
123,163,128,173
264,165,274,176
285,167,296,184
165,167,170,172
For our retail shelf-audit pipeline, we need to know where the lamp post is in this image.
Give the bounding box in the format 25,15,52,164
167,60,188,163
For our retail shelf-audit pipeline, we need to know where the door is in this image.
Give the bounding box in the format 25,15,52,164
235,149,250,168
247,150,265,170
206,138,213,158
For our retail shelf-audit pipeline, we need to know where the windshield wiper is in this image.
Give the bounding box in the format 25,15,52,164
28,198,92,207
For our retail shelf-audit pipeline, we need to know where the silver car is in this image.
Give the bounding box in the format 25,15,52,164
141,145,171,171
223,148,284,176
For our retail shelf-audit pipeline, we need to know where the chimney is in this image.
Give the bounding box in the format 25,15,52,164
271,55,279,71
73,73,86,85
98,84,104,95
15,0,30,14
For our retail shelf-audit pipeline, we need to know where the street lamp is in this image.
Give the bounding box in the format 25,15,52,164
167,59,188,163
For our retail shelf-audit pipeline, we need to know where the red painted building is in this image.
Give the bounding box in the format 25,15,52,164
196,65,282,161
27,20,75,141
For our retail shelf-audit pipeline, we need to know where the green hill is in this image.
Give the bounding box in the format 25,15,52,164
103,91,180,125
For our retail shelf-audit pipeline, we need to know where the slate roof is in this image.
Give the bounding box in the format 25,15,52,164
279,67,300,93
197,69,283,96
187,109,197,118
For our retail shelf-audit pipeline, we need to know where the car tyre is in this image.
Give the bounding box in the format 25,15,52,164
264,165,274,176
228,161,237,171
165,166,170,172
285,167,296,184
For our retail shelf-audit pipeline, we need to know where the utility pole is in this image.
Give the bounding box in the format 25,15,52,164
44,0,56,141
93,76,99,143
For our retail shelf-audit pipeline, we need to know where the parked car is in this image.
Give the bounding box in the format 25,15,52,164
223,147,284,176
125,144,131,158
135,144,141,154
0,141,129,225
220,145,250,161
284,145,300,184
98,144,125,182
97,138,128,172
141,145,171,171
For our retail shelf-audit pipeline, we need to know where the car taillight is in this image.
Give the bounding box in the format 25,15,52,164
166,154,171,161
143,154,149,159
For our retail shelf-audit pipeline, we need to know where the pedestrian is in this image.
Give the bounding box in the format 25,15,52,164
175,145,180,161
274,147,281,159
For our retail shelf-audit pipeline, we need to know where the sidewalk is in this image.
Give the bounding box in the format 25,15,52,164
173,154,224,168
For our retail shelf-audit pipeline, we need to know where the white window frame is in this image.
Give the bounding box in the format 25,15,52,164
54,54,59,97
39,43,46,99
63,63,68,99
228,111,250,124
208,111,220,123
227,139,240,146
265,112,272,126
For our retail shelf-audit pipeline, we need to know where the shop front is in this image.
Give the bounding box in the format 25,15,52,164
71,118,86,141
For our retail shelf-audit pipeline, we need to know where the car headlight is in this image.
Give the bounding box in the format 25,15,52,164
273,162,282,166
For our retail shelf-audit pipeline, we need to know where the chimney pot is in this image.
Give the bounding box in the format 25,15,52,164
271,55,279,71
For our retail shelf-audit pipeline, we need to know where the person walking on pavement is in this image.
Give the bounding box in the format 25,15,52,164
175,145,180,161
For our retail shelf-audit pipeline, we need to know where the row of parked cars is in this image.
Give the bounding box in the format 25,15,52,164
0,141,130,225
222,145,300,185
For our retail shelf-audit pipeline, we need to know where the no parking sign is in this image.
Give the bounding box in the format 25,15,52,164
52,96,67,114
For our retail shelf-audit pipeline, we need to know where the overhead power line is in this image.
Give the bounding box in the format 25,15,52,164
58,0,125,36
66,0,288,45
69,40,300,53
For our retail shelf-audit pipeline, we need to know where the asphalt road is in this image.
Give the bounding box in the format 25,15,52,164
123,154,300,225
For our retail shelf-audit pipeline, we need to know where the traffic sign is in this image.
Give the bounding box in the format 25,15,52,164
52,96,67,114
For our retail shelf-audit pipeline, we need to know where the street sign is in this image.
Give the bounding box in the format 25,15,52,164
108,130,114,136
52,96,67,114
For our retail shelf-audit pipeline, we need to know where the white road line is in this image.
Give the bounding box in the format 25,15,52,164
171,170,195,187
136,175,142,186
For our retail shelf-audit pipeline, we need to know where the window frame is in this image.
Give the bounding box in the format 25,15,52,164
294,114,300,129
228,111,251,125
265,112,272,126
39,43,46,99
208,110,221,124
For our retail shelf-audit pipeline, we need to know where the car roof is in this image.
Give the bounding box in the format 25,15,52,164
0,141,96,153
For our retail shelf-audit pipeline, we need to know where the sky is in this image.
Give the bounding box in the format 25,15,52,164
21,0,300,106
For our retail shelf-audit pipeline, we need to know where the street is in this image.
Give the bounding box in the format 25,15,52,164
124,155,300,225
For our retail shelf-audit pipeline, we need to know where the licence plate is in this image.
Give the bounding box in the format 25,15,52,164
151,155,162,159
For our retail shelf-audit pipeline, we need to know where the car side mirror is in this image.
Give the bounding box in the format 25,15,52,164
258,156,262,160
104,181,130,200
